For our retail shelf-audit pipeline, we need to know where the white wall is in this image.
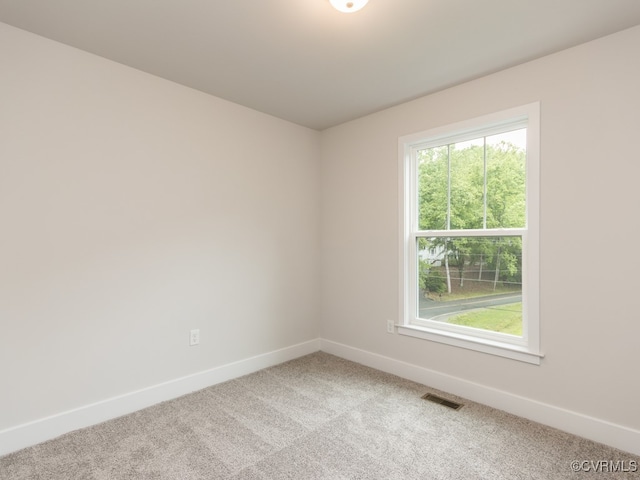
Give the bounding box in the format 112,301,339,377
320,25,640,432
0,23,320,431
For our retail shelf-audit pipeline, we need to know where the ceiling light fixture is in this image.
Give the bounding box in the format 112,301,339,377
330,0,369,13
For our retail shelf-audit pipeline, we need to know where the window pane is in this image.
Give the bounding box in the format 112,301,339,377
417,236,523,336
449,138,484,230
417,146,448,230
486,129,526,228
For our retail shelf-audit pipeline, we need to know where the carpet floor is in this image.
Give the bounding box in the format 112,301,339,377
1,352,638,479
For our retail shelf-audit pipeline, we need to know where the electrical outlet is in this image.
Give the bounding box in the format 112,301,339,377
189,329,200,346
387,320,395,334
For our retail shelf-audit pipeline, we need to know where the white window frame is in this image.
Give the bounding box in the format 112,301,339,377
398,103,542,364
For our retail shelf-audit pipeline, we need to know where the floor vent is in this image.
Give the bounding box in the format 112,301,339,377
421,393,463,410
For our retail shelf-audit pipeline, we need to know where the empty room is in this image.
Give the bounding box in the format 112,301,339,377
1,1,639,478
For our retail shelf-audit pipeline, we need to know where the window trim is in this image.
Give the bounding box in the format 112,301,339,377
398,103,542,364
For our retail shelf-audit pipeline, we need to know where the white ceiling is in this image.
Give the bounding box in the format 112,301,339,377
2,0,640,130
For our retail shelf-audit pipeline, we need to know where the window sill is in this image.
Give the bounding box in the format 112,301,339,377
397,324,543,365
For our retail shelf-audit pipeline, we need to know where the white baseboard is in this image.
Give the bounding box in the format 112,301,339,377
4,338,638,458
0,339,321,457
320,339,640,457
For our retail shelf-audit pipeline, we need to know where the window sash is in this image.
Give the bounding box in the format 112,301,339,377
413,132,528,231
407,232,529,348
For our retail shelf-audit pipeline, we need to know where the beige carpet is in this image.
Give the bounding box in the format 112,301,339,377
1,352,638,479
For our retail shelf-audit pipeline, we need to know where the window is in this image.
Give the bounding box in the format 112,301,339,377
398,103,541,364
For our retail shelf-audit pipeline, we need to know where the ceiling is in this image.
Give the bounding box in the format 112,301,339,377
1,1,640,130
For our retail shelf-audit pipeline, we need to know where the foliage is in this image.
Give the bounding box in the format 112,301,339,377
418,259,446,294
